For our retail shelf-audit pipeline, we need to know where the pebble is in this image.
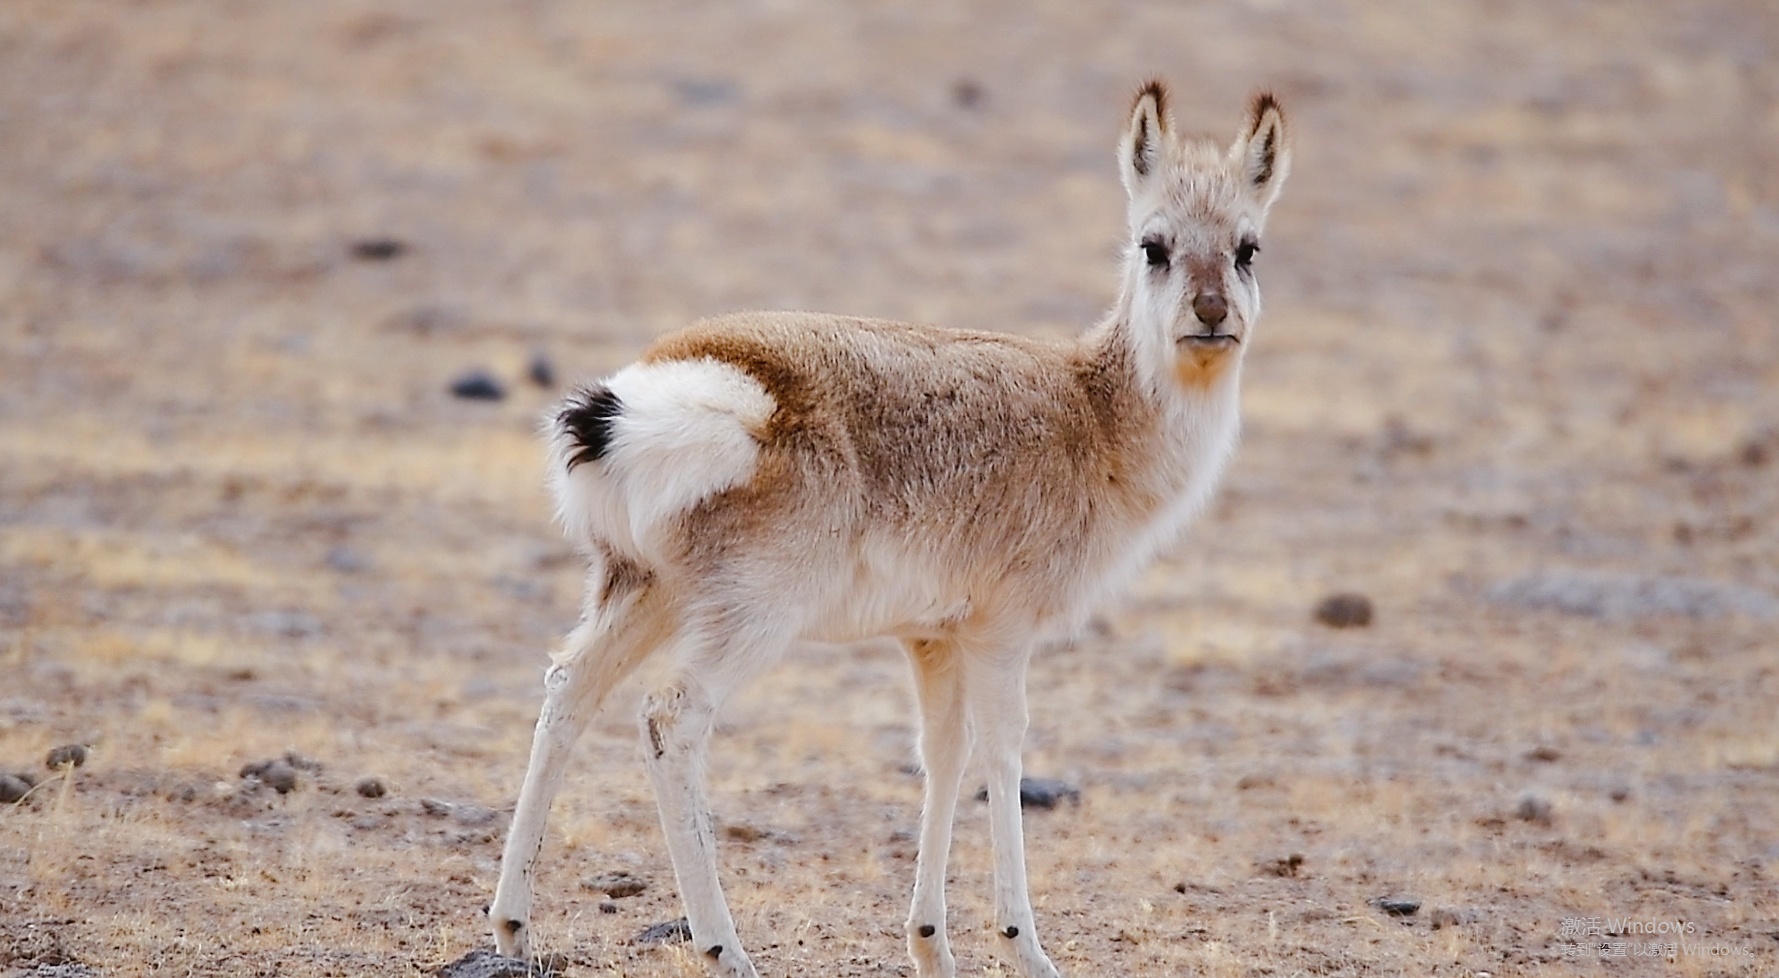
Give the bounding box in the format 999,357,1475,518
952,78,986,110
1515,793,1554,826
974,777,1080,810
355,776,388,799
582,871,647,898
45,743,88,770
1263,853,1305,878
527,351,556,388
450,370,506,401
1376,896,1421,916
434,948,558,977
1314,593,1374,628
258,761,299,794
239,758,299,793
634,918,692,944
420,797,498,825
1,773,31,803
282,751,324,772
349,238,407,261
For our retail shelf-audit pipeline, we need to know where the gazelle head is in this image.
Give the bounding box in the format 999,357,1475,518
1117,82,1290,390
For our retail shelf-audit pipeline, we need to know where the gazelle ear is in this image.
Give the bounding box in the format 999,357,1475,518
1234,91,1289,216
1119,80,1171,199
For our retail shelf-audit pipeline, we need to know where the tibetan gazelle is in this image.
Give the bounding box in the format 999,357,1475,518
490,81,1290,978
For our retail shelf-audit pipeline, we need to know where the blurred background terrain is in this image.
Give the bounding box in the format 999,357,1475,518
2,1,1776,975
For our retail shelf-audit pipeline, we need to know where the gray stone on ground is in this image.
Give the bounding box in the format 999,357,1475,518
239,759,298,794
29,965,100,978
1516,793,1554,826
45,744,88,770
1314,592,1374,628
1375,896,1421,916
435,948,557,978
582,871,647,898
634,918,692,944
1488,570,1779,621
975,777,1080,810
1,773,32,803
450,369,506,401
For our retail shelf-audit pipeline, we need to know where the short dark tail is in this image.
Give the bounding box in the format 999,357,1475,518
558,385,623,472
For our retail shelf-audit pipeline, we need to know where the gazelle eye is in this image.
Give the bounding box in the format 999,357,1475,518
1141,238,1169,269
1234,239,1259,271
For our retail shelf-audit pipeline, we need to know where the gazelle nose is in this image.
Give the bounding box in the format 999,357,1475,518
1193,293,1228,327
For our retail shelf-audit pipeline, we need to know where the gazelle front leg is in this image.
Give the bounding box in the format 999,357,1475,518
966,650,1063,978
904,639,970,978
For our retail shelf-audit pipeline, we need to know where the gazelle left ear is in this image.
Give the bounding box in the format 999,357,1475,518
1235,92,1289,215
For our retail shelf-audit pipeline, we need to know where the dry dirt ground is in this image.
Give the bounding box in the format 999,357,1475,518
2,2,1777,976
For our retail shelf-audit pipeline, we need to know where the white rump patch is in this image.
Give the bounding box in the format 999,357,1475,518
550,358,774,559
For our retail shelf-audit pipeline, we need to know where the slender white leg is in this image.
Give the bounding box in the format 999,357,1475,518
491,572,668,959
904,639,969,978
639,628,785,978
966,651,1062,978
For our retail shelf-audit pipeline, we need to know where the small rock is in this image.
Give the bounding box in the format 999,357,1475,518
1515,793,1554,826
1608,785,1631,803
1314,593,1374,628
672,78,738,107
452,804,498,827
634,917,692,945
257,761,299,794
975,777,1080,810
450,370,506,401
1376,896,1421,917
952,77,986,110
45,743,88,770
1524,745,1561,763
326,547,370,573
1263,853,1305,878
355,776,388,799
599,901,619,914
434,947,557,978
1429,907,1463,929
527,351,556,388
723,822,770,843
349,238,408,261
283,751,324,772
1,773,32,803
419,797,497,825
582,871,648,898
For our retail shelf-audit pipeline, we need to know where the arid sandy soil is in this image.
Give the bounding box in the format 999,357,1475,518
3,2,1777,976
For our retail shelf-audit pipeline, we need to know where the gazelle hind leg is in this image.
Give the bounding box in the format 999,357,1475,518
490,567,671,959
904,639,969,978
966,651,1063,978
639,622,790,978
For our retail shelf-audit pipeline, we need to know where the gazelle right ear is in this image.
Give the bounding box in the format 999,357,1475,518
1119,80,1171,199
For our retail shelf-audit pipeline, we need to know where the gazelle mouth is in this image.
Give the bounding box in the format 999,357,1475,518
1178,333,1240,346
